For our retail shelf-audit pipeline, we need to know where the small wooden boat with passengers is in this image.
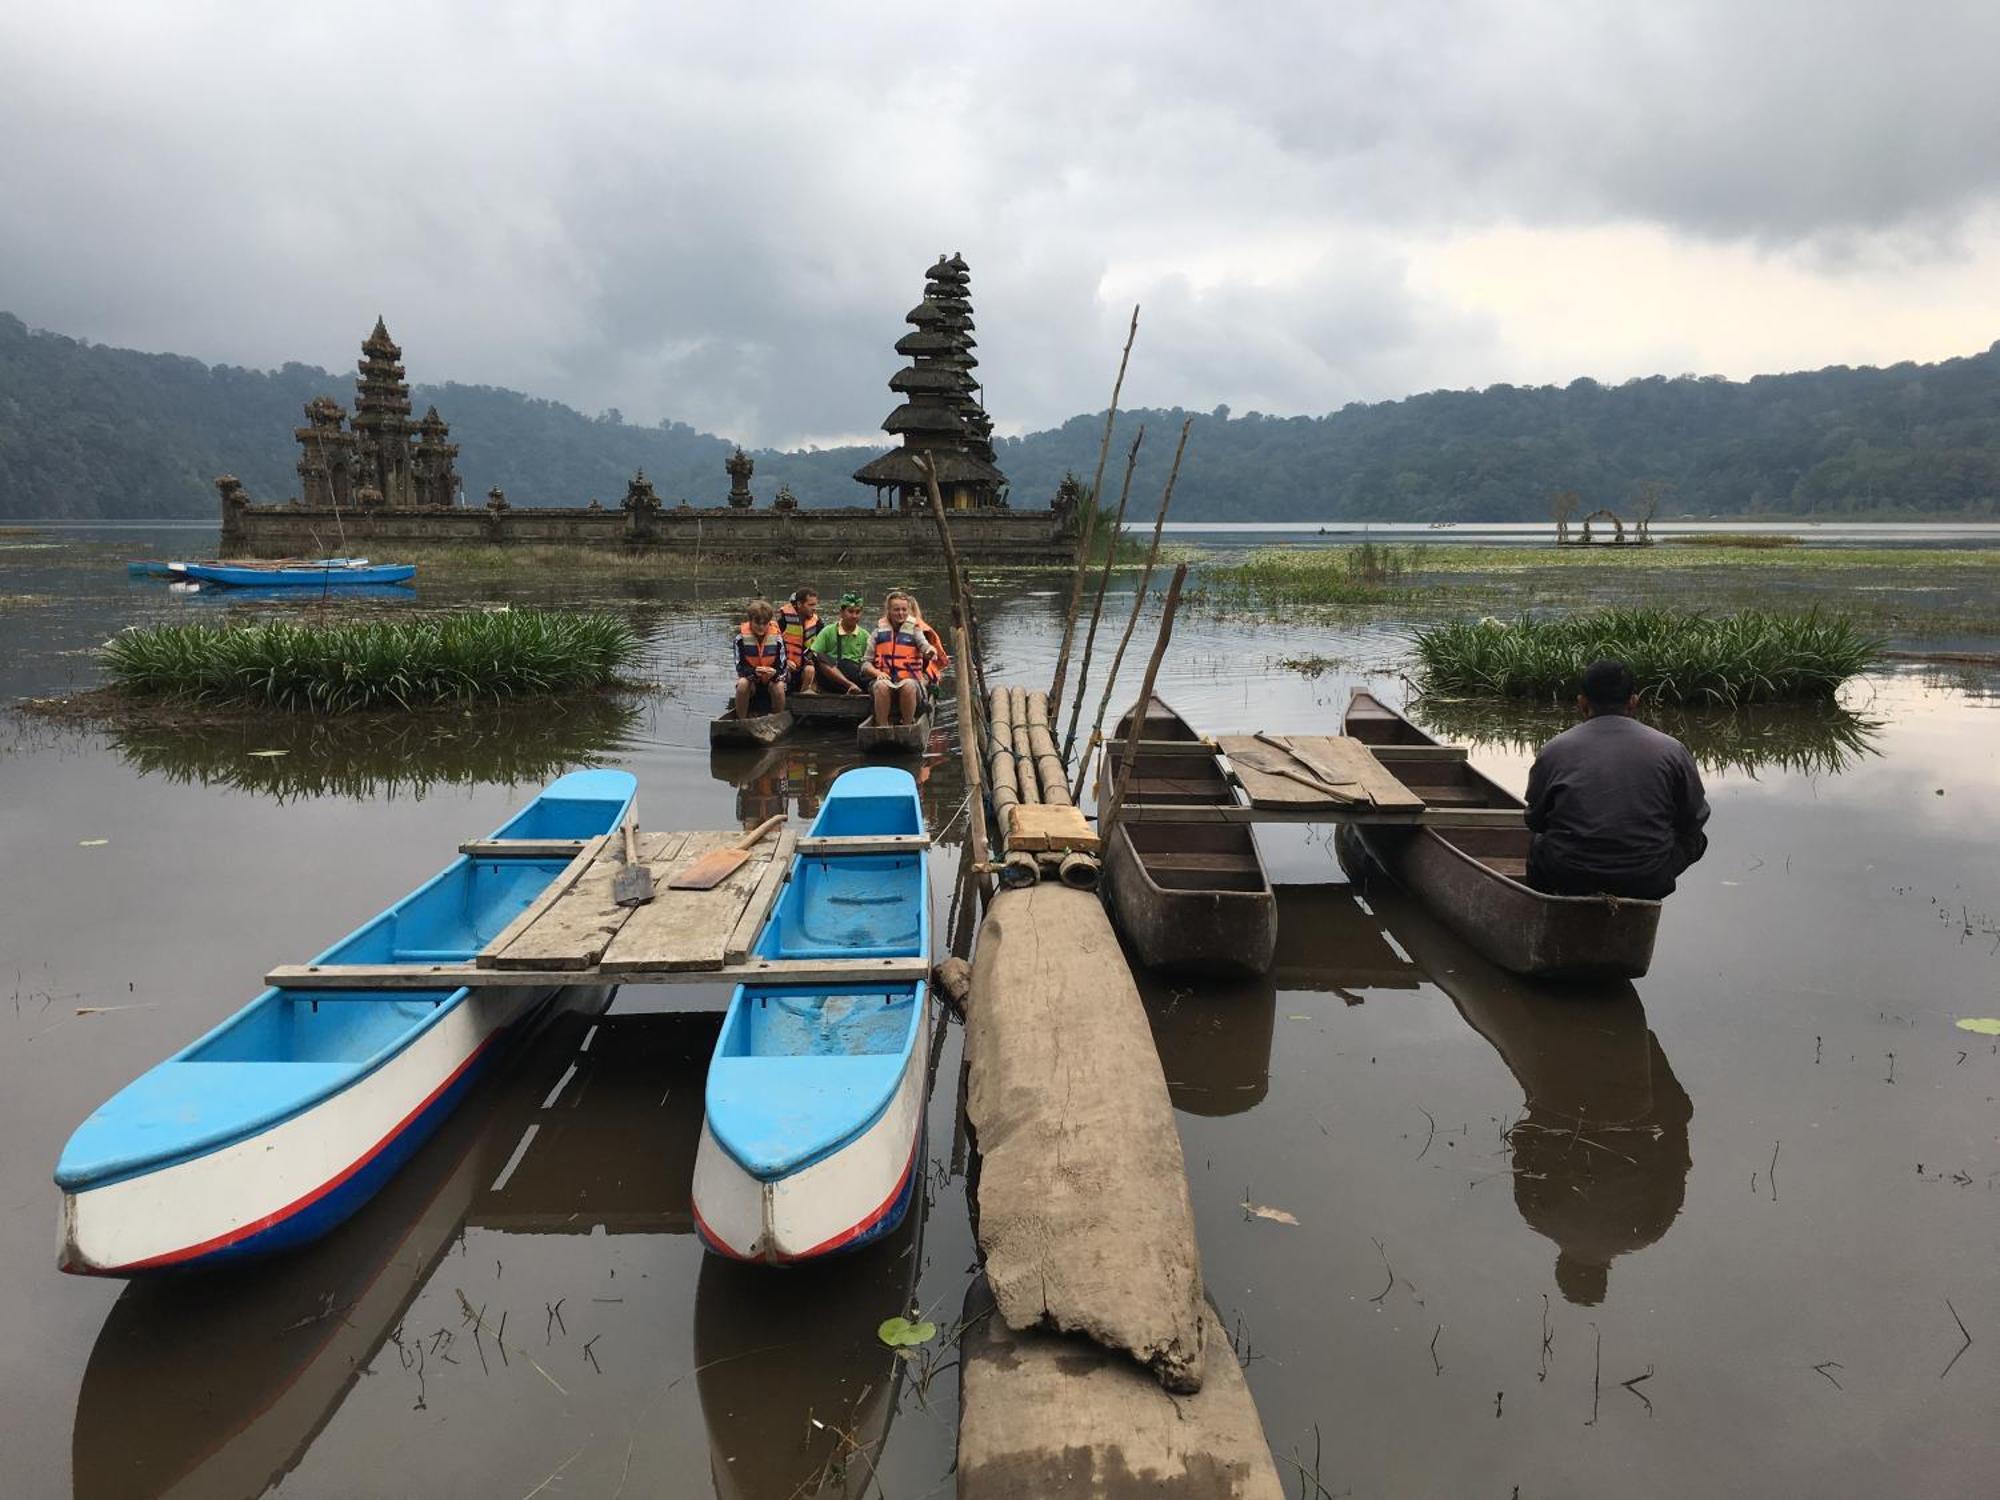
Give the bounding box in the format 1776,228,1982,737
1342,691,1661,979
1099,696,1276,976
692,766,931,1264
53,770,637,1276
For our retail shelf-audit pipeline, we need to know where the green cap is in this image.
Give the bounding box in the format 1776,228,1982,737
839,591,865,608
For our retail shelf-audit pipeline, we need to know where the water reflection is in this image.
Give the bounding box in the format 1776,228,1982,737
1339,847,1693,1307
1408,694,1883,777
707,728,964,833
99,696,643,803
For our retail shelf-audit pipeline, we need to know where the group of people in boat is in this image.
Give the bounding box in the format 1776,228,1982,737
734,587,949,726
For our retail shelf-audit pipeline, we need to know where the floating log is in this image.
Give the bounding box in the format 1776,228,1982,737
965,883,1206,1393
958,1283,1282,1500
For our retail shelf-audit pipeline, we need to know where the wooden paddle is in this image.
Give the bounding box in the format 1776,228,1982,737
612,817,655,907
668,815,786,891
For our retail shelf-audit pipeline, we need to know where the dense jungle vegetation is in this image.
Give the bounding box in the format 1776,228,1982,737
4,310,1996,522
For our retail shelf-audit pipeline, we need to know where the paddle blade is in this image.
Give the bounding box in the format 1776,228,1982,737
666,847,752,890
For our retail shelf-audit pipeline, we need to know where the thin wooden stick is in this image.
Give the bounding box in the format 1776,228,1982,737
918,452,989,707
950,618,994,899
1072,418,1190,801
1098,561,1187,846
1060,424,1144,765
1048,304,1139,709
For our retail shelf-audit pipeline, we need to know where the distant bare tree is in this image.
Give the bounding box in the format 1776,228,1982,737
1631,479,1673,542
1550,488,1580,545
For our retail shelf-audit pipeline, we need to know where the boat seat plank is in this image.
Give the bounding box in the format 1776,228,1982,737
795,834,931,854
457,838,591,858
596,831,783,974
1216,734,1426,812
1415,786,1491,805
264,955,932,989
473,832,614,968
1137,852,1266,874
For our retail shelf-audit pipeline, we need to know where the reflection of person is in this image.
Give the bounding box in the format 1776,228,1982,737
733,599,787,718
805,592,870,694
1525,659,1709,898
868,591,936,725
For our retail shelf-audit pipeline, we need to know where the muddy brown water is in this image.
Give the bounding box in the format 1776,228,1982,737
2,526,1997,1497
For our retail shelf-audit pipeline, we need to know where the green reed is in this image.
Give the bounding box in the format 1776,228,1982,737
101,609,641,711
1412,607,1881,705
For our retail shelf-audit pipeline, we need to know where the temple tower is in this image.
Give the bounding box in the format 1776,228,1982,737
411,405,461,509
352,317,415,508
726,447,755,508
294,395,357,510
854,252,1007,510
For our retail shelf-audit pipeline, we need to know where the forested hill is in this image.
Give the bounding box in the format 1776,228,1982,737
4,310,1997,521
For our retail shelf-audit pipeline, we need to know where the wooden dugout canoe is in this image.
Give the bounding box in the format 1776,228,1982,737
1342,691,1660,980
857,710,930,756
710,700,795,746
1100,697,1276,976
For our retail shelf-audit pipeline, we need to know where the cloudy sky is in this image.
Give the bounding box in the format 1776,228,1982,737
4,1,1997,448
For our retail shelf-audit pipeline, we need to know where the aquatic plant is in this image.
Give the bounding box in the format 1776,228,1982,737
101,609,642,711
1673,532,1804,548
1411,608,1882,705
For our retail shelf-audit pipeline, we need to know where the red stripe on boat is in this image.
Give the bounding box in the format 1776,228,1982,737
773,1131,921,1264
99,1032,503,1274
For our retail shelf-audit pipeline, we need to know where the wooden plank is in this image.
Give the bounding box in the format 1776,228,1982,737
458,838,590,858
1118,802,1524,828
1367,743,1469,763
722,829,797,964
487,830,687,971
1005,802,1101,854
596,831,775,974
795,833,932,855
1216,734,1425,812
266,954,932,990
474,832,611,968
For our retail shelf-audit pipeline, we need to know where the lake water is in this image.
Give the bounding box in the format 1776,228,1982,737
2,526,1996,1497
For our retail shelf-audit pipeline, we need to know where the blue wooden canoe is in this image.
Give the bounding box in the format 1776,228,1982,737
179,560,414,587
692,766,931,1263
55,768,636,1275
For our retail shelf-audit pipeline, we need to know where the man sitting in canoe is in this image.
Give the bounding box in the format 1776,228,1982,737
868,590,937,725
804,591,870,694
777,587,820,692
734,599,789,719
1525,659,1709,900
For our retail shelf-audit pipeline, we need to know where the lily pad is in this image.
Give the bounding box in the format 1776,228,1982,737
877,1315,937,1348
1954,1018,2000,1037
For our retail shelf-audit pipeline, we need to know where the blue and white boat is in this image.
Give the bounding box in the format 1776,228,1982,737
178,559,415,587
692,766,931,1264
55,769,635,1275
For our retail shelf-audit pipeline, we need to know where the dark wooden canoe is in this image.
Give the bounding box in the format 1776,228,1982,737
857,711,930,756
710,702,795,747
1101,697,1276,975
788,690,872,726
1342,691,1660,980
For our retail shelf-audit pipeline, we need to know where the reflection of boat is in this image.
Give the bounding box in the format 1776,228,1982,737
177,559,413,587
68,1003,706,1500
55,770,636,1275
710,701,794,746
1343,691,1660,979
693,768,931,1263
694,1180,921,1499
857,710,930,755
1339,841,1692,1306
1102,697,1275,975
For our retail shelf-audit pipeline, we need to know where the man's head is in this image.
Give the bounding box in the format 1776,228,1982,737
791,587,818,614
884,591,912,628
1577,658,1638,717
746,598,775,630
839,590,863,628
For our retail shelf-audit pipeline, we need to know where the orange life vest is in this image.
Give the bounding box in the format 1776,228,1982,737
870,624,928,683
736,623,784,675
778,605,819,669
917,622,949,684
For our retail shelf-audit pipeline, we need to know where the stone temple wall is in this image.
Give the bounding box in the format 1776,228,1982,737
221,500,1077,564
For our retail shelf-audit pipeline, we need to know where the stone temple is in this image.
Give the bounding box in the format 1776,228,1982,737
220,260,1077,563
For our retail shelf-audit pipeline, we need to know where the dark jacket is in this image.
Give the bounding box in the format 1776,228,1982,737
1525,714,1709,896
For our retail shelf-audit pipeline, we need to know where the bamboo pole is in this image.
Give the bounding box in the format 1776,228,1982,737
918,452,991,711
949,619,993,899
1097,562,1188,847
1059,425,1143,765
1072,418,1191,802
1048,305,1139,711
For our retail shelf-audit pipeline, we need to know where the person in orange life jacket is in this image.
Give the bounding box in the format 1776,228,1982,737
779,587,820,691
734,598,789,719
868,590,937,725
806,591,871,694
898,593,950,685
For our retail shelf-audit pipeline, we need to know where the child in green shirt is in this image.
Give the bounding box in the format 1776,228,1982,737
803,591,872,694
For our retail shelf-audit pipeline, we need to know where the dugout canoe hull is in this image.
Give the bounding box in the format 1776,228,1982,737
710,704,795,746
1343,692,1660,980
857,711,930,756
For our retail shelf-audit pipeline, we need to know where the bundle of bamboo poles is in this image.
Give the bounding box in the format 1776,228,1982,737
984,684,1100,890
